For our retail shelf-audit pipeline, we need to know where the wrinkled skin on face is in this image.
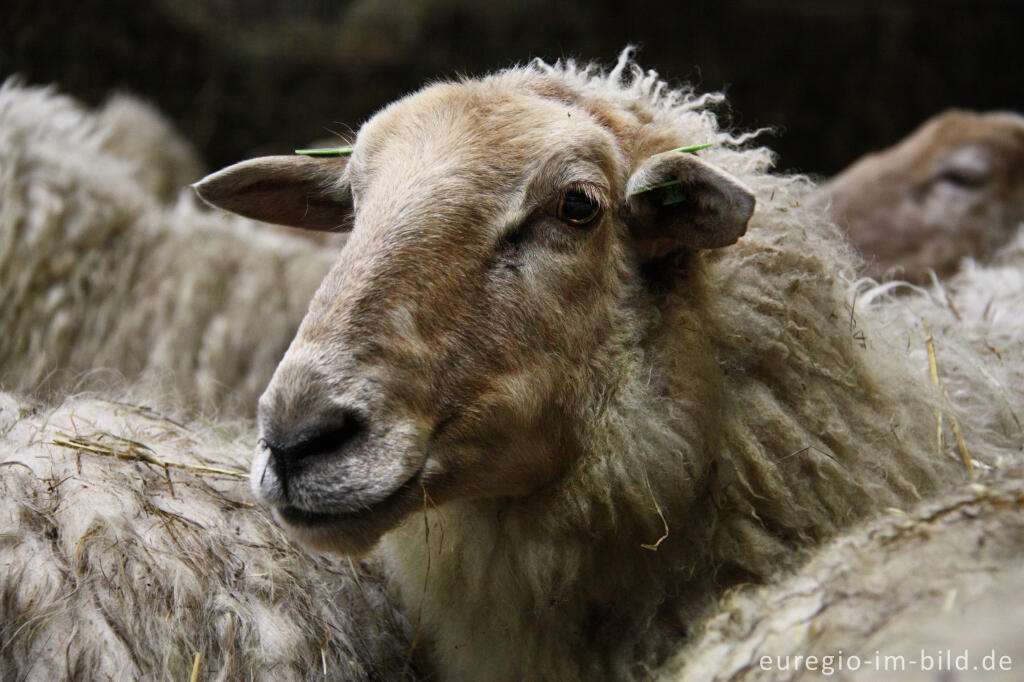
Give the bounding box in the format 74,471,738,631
817,110,1024,282
195,79,754,555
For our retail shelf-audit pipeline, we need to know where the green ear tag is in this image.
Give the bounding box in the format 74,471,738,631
630,143,715,203
295,147,354,157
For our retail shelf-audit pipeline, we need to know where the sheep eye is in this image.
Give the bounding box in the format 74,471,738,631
931,147,990,190
934,166,986,189
556,189,601,227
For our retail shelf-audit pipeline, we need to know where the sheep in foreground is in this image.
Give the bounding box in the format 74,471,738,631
815,110,1024,282
0,80,339,414
0,390,415,681
661,462,1024,682
196,52,1024,680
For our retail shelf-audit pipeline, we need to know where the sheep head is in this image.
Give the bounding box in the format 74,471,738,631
195,79,754,554
819,110,1024,281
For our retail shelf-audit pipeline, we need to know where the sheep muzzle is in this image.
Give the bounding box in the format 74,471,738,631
251,368,432,554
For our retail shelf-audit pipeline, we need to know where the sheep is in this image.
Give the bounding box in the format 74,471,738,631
0,389,417,681
0,79,339,415
195,51,1024,680
659,462,1024,682
814,110,1024,282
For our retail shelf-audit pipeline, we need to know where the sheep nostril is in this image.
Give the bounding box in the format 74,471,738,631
264,407,368,470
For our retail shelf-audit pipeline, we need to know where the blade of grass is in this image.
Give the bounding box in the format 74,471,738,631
670,142,714,154
295,147,353,157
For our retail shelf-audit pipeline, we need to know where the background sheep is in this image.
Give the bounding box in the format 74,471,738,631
197,53,1024,680
0,80,339,415
0,389,417,681
814,110,1024,282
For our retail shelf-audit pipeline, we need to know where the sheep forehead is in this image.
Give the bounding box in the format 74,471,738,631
299,84,627,352
352,81,626,209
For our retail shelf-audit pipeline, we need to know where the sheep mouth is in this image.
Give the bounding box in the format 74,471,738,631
276,470,422,533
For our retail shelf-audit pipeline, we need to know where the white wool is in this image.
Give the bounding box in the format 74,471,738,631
0,391,415,681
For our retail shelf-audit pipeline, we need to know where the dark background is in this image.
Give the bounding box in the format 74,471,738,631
4,0,1021,176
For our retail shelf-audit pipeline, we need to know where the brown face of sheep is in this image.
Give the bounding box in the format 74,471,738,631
194,83,754,555
820,110,1024,281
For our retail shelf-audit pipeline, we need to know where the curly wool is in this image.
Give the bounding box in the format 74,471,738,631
0,80,338,415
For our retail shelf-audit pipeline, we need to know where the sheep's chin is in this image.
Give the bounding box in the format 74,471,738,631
272,473,423,556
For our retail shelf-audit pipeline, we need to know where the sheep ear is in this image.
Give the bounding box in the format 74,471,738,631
626,152,755,260
193,155,352,232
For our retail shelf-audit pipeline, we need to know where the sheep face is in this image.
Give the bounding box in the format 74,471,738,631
195,80,754,554
820,110,1024,281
